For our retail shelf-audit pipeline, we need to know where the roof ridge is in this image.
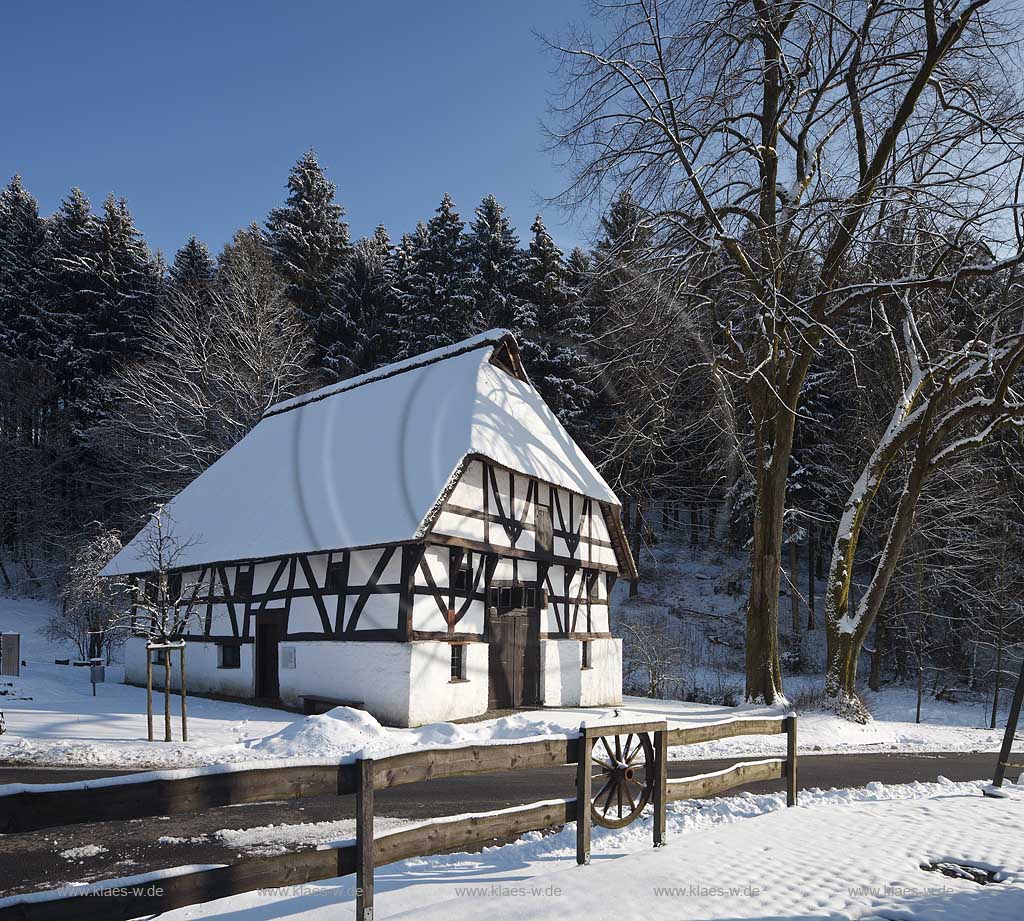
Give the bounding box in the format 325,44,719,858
262,329,513,420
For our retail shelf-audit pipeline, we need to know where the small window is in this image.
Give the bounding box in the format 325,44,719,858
454,565,470,592
581,640,592,670
524,587,536,609
326,561,346,594
500,587,512,609
167,573,182,602
450,644,467,681
150,648,168,666
219,644,241,669
235,569,253,599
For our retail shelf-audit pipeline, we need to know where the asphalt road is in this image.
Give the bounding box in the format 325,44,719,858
0,751,1001,898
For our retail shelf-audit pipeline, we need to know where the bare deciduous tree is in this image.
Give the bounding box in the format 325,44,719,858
120,507,202,742
100,226,316,508
49,525,127,663
824,286,1024,717
548,0,1024,702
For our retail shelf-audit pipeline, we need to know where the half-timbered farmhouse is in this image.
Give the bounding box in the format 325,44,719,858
102,330,636,726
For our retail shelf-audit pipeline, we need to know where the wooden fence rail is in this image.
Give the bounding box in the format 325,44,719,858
0,714,797,921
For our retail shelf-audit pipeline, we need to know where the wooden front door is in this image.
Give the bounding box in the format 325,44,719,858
487,605,540,709
255,610,285,699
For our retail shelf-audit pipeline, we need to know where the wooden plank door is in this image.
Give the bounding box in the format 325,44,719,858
488,613,517,709
487,608,541,709
255,610,285,699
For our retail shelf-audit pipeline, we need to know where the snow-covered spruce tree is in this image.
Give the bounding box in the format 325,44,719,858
389,194,480,358
0,176,63,578
0,176,49,364
168,236,216,302
329,226,401,376
550,0,1024,703
41,188,101,407
267,149,353,378
522,215,594,439
468,195,533,334
84,195,162,412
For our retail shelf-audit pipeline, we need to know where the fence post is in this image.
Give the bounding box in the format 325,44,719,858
356,756,375,920
576,728,592,866
786,715,798,807
653,727,668,846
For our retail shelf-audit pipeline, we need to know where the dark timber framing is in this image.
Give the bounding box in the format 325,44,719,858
127,455,634,652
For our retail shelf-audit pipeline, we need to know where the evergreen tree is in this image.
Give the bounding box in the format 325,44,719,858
168,236,216,300
0,175,49,361
523,215,594,435
390,194,479,358
80,195,161,418
594,191,653,264
266,150,352,377
330,225,400,375
468,195,532,332
42,187,101,403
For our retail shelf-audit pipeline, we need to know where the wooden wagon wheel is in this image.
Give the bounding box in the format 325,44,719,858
589,732,655,828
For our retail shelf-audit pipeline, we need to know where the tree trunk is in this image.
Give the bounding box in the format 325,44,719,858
868,617,884,692
789,539,800,633
991,623,1004,730
690,506,700,549
825,467,926,716
806,522,816,630
745,455,788,704
629,498,643,597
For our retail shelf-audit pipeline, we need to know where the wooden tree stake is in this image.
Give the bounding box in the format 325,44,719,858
146,646,153,742
356,757,375,920
180,643,188,743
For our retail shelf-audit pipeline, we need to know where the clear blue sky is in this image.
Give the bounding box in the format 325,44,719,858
1,1,592,261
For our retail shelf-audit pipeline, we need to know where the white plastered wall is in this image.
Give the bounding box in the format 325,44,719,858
123,635,256,698
407,641,488,724
277,641,413,725
539,637,622,708
276,639,490,727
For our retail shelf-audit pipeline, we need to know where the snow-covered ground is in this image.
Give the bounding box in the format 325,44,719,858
6,779,1021,919
0,594,1012,769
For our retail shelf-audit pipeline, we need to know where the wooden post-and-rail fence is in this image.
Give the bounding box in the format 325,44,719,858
0,715,797,921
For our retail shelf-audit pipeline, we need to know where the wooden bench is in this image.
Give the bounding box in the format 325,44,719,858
302,695,366,716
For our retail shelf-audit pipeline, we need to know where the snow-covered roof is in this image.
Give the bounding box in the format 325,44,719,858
102,331,620,576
